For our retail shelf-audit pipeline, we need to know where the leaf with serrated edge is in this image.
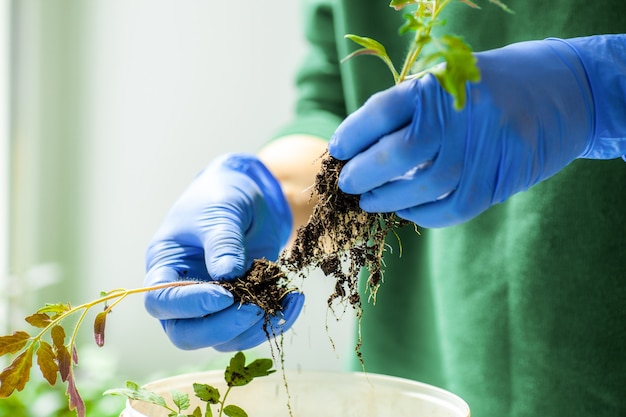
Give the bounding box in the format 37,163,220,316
389,0,421,11
224,404,248,417
172,389,190,411
246,359,275,378
36,341,58,385
94,311,107,347
37,303,72,317
25,313,52,328
193,383,220,404
0,346,34,397
225,351,249,387
0,331,31,356
104,380,169,409
433,35,480,109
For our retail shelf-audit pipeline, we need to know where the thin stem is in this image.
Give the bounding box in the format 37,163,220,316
103,292,130,314
69,307,90,348
399,33,426,82
218,386,233,417
32,280,204,346
397,0,452,83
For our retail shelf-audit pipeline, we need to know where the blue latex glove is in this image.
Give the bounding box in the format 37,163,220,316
329,35,626,228
144,153,304,351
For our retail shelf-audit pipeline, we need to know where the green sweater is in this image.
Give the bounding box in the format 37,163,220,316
277,1,626,416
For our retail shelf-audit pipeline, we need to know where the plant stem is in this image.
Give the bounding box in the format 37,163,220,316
32,280,204,346
218,386,233,417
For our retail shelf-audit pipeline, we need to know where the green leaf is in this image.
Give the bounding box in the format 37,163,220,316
36,341,58,385
171,389,190,412
245,359,275,378
399,13,423,35
223,404,248,417
225,351,248,387
224,352,275,387
389,0,422,11
188,406,203,417
25,313,52,328
0,346,34,397
37,303,72,319
0,331,31,356
429,35,480,109
342,34,399,81
104,380,169,409
193,382,220,404
343,35,389,60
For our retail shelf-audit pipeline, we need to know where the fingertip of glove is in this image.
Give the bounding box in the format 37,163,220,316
328,133,348,160
207,255,246,281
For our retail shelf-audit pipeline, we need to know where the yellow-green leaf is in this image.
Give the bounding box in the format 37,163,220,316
104,380,169,409
225,351,247,387
172,389,190,411
0,346,34,397
193,383,220,404
36,341,58,385
37,303,72,318
430,35,480,109
0,331,31,356
343,34,399,82
246,359,275,378
223,404,248,417
389,0,422,11
344,34,389,59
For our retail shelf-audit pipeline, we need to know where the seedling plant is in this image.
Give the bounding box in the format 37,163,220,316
104,351,275,417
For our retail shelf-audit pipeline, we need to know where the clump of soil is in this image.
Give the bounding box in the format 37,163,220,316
231,152,410,327
221,258,288,316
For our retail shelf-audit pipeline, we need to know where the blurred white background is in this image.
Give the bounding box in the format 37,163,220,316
2,0,355,391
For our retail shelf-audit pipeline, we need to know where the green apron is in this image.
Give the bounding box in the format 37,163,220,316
276,1,626,415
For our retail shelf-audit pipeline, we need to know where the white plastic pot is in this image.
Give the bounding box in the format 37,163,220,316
120,370,470,417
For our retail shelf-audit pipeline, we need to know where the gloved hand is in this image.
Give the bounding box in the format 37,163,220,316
144,153,304,351
329,35,626,228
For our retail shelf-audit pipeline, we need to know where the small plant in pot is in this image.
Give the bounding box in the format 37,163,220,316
107,350,470,417
105,351,275,417
0,1,509,416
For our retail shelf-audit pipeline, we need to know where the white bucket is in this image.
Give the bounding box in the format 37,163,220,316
120,370,470,417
